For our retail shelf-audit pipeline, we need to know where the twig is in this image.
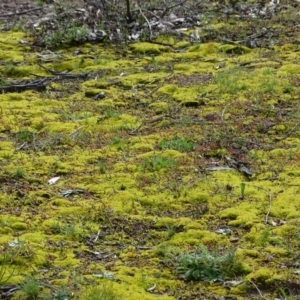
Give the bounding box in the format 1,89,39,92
251,185,273,225
161,0,189,18
145,85,161,97
15,142,26,151
265,190,273,225
93,230,101,243
0,7,43,18
139,8,153,40
221,104,229,122
248,280,268,299
282,122,300,140
69,126,84,138
129,123,143,135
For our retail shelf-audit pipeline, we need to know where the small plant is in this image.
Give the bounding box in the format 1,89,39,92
20,275,41,300
49,222,62,234
13,168,26,179
105,106,120,119
15,130,34,143
0,250,15,285
142,155,177,172
214,67,247,94
176,246,247,282
98,161,106,174
151,54,158,70
50,286,71,300
84,282,121,300
63,224,78,240
158,136,195,152
166,225,176,240
44,22,89,48
240,182,246,199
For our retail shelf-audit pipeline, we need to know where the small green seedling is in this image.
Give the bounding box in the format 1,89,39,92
240,182,246,199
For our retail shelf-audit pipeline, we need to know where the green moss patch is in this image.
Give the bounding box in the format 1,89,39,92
1,24,300,300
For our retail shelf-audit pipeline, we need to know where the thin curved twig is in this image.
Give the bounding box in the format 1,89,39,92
161,0,189,18
0,7,43,18
139,8,153,41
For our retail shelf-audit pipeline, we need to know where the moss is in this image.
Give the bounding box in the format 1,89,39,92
157,84,178,95
129,42,170,54
237,249,261,258
272,224,297,237
1,227,14,234
219,203,260,227
50,198,73,207
82,79,109,89
33,249,48,266
278,63,300,75
179,190,209,204
170,229,221,246
155,35,176,45
174,41,190,49
137,149,185,160
265,246,288,257
1,25,300,299
120,72,167,88
129,142,154,151
218,44,251,55
206,148,228,157
188,43,218,55
55,256,80,267
148,101,168,113
10,222,28,231
246,267,275,284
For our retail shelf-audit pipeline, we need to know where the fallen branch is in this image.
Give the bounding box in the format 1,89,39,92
38,64,88,79
0,7,43,18
0,77,55,93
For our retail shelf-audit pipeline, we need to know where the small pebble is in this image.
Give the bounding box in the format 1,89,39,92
93,91,105,100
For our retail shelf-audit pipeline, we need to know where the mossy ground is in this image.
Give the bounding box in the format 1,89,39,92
1,13,300,300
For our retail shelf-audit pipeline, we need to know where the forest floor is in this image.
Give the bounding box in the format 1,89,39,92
1,0,300,299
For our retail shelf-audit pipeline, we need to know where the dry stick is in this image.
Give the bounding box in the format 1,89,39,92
282,122,300,139
93,230,101,243
221,104,230,122
69,126,84,139
161,0,189,17
252,185,273,225
0,7,43,17
248,280,268,300
139,8,153,40
145,84,161,98
265,191,273,225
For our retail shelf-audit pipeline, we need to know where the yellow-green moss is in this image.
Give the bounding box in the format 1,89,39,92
219,203,260,227
129,42,170,54
218,44,251,55
179,190,209,204
170,229,221,246
1,28,300,299
236,249,261,258
246,267,275,284
10,222,28,231
157,84,178,95
265,246,288,257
